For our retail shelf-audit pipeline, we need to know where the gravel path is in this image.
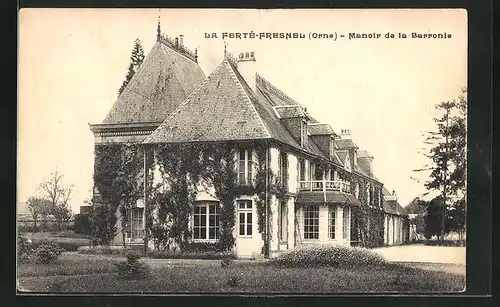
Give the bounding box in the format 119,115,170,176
372,244,465,264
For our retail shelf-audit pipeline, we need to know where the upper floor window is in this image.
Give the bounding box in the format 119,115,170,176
193,202,220,240
366,184,371,205
300,120,308,148
278,151,288,188
354,182,360,199
299,159,307,181
238,149,253,185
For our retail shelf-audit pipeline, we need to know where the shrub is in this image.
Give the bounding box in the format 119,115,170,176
424,239,465,247
18,235,34,263
181,241,221,252
78,245,115,255
269,244,386,268
34,240,63,264
148,249,235,260
114,251,150,280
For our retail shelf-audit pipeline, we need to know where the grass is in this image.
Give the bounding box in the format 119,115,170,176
17,252,465,293
18,253,119,278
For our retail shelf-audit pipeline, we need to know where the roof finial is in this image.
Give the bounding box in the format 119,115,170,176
156,13,161,42
194,48,198,63
223,39,227,57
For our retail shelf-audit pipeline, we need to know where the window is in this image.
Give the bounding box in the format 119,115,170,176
238,149,253,185
366,184,371,205
299,159,306,181
354,182,360,199
304,205,319,239
237,200,253,236
279,201,288,242
278,151,288,188
300,120,308,147
328,206,336,239
342,206,350,240
193,202,220,240
127,208,144,240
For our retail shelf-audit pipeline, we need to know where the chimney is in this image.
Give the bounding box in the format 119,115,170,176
179,34,184,47
237,51,256,91
340,129,351,139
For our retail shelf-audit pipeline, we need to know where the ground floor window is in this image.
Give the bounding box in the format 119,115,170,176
304,205,319,239
193,201,220,240
126,207,144,240
279,201,288,242
328,206,336,239
237,200,253,237
342,206,350,240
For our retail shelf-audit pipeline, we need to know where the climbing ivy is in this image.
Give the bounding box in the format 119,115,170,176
146,141,278,253
92,143,144,246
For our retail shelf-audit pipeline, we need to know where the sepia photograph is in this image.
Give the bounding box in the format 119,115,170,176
17,8,467,294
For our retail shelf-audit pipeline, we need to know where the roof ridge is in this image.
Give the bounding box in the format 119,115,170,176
225,60,272,139
157,33,198,63
256,73,302,107
143,61,224,143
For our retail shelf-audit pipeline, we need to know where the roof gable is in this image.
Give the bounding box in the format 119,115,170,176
144,60,271,144
102,42,206,124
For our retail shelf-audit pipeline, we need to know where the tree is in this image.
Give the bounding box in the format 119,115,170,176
414,89,467,241
38,171,74,231
423,196,445,239
117,39,145,97
26,197,51,232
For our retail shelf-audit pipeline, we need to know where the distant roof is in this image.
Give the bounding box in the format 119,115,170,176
383,200,406,215
335,138,358,149
382,186,406,215
308,123,335,136
102,42,205,124
357,149,373,158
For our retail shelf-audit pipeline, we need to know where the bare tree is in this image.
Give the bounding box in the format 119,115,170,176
38,171,74,230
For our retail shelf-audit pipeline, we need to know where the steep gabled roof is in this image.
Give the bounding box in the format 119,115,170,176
144,60,271,143
102,42,205,124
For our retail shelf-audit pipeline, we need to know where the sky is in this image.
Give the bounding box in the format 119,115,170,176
18,9,467,213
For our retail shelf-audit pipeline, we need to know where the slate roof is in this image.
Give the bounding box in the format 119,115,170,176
308,123,335,136
297,191,361,206
357,149,373,158
382,187,406,216
335,138,359,149
144,60,270,143
335,150,348,164
102,42,206,124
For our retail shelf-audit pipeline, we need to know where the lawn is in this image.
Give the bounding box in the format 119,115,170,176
18,252,465,293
